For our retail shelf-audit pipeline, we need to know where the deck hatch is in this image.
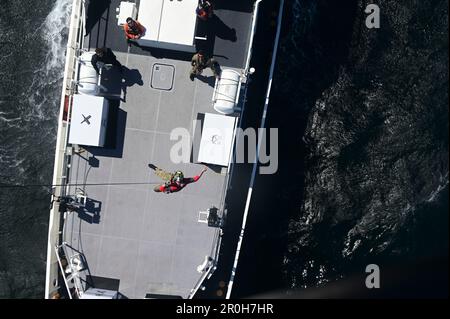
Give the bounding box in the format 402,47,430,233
151,63,175,91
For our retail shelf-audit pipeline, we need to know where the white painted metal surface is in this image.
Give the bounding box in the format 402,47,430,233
117,1,137,26
213,69,242,115
198,113,237,167
137,0,197,50
138,0,164,42
158,0,198,46
78,51,100,95
68,94,109,147
80,288,118,299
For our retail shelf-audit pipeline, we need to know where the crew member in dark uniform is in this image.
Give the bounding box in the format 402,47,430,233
91,47,123,75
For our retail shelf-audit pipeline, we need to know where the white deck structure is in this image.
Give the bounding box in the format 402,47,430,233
198,113,238,166
68,95,109,147
137,0,198,52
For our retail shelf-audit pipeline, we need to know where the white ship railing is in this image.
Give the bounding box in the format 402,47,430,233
45,0,86,299
244,0,263,74
226,0,285,299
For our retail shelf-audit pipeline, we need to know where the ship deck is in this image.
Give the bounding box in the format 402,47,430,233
63,0,255,298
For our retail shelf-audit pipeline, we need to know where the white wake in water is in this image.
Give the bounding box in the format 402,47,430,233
0,0,73,188
23,0,72,122
42,0,72,78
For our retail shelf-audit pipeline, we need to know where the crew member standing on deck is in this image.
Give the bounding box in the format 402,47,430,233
123,17,145,40
91,47,123,74
149,164,208,194
190,50,221,81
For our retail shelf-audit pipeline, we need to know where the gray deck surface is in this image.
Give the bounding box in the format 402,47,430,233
84,0,254,68
63,0,254,299
65,51,235,298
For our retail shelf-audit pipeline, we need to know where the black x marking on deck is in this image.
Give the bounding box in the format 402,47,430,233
81,114,92,125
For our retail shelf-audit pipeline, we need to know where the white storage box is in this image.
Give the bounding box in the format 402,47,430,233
137,0,163,42
198,113,238,167
158,0,198,46
137,0,198,51
69,95,109,147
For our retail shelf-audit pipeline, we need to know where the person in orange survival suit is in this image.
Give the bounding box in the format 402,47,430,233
196,0,213,21
123,17,145,40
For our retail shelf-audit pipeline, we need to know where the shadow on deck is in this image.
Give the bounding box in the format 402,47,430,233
87,100,127,158
213,0,255,13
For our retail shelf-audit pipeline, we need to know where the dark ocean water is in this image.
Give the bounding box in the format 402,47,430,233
233,0,448,298
0,0,448,298
280,0,449,295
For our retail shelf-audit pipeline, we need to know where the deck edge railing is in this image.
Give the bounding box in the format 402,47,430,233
225,0,285,299
45,0,86,299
